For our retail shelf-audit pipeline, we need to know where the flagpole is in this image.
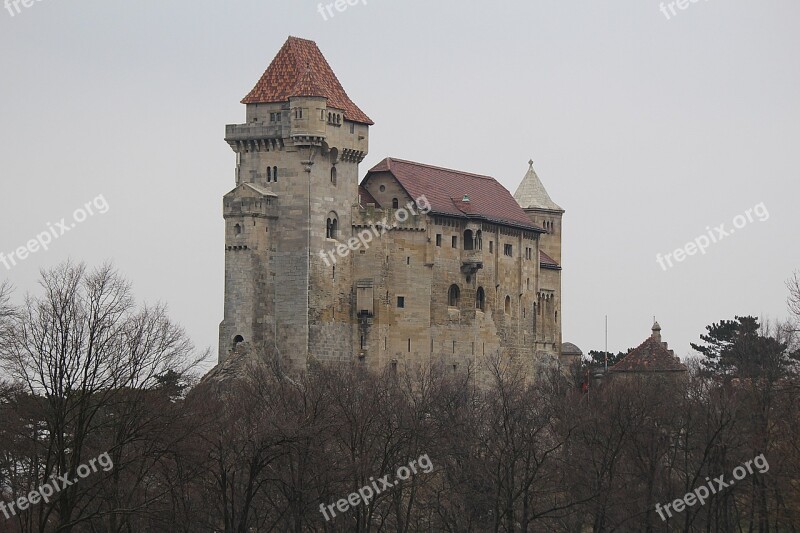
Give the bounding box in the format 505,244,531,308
605,315,608,371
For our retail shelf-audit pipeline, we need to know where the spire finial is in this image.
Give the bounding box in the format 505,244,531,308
528,159,534,169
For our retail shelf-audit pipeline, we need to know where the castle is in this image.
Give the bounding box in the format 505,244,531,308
217,36,578,378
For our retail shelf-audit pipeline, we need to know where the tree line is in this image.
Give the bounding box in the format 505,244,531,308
1,262,799,532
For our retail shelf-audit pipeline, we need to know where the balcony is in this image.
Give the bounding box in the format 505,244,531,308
461,248,483,275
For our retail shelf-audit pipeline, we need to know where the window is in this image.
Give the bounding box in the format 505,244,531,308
476,230,483,250
464,229,474,250
452,236,458,248
505,295,511,314
436,234,442,247
448,284,460,307
326,212,339,239
397,296,405,308
234,224,242,235
233,335,244,346
408,339,411,352
476,287,485,311
379,185,386,192
392,198,399,209
489,241,493,254
350,123,355,134
504,244,513,257
267,167,271,182
330,166,337,186
273,166,278,182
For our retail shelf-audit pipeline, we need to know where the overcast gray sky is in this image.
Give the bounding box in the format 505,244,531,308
1,0,798,372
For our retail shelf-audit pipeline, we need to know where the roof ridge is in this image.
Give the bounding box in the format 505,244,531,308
387,157,495,181
287,35,316,43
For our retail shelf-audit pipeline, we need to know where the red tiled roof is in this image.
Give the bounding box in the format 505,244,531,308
364,158,543,231
540,250,560,269
358,186,380,208
609,336,688,373
242,37,373,125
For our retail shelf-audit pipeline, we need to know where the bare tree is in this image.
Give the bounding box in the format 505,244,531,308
788,271,800,324
0,261,207,532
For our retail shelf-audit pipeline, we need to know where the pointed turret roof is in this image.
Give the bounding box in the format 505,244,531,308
608,322,687,374
242,36,373,125
513,160,563,212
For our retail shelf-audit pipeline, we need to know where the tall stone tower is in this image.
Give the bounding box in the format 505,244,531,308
218,37,372,367
514,161,565,357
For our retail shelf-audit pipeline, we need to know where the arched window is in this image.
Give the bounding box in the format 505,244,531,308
476,287,485,311
448,285,460,307
273,166,278,182
267,167,272,182
233,335,244,349
234,224,242,235
504,295,511,314
464,229,474,250
331,166,337,186
392,198,399,209
326,212,339,239
476,230,483,250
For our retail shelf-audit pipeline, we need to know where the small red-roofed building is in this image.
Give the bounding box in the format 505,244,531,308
607,322,688,383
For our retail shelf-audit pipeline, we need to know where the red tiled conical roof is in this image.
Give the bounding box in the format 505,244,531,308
242,37,373,125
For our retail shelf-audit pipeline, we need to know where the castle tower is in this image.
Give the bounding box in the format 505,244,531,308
514,160,564,358
218,37,372,367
